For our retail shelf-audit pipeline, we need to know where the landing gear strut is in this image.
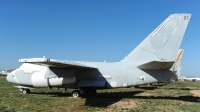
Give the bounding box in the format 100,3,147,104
71,88,97,98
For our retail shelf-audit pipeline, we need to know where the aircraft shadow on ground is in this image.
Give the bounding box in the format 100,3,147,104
163,87,200,90
30,89,199,107
135,84,167,90
85,91,200,107
138,86,159,90
140,87,193,90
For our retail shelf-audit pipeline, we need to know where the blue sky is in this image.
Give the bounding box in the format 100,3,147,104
0,0,199,77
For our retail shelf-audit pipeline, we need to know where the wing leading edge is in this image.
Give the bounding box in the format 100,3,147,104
19,58,96,69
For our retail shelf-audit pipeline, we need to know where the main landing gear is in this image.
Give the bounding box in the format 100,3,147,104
72,90,80,98
20,88,30,94
71,88,97,98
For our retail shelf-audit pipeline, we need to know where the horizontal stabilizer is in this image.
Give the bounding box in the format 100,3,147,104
137,61,174,70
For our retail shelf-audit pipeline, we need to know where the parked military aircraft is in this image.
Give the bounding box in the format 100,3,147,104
1,69,15,76
179,76,200,81
7,13,191,98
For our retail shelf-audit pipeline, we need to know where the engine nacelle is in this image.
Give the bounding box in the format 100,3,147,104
31,72,76,87
49,77,76,86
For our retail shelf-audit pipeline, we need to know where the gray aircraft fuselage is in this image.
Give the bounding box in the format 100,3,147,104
7,62,174,89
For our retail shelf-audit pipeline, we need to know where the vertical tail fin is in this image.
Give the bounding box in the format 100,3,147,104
121,13,191,66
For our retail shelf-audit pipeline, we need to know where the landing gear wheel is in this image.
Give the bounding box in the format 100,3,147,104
72,90,80,98
22,89,30,94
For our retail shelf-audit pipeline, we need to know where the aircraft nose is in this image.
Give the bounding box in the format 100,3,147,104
6,72,17,84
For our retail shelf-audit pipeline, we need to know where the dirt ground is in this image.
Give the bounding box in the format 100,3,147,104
101,100,138,111
109,101,137,109
104,92,153,111
190,90,200,97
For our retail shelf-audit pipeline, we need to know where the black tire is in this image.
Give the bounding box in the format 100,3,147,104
22,89,30,94
72,90,80,98
26,89,30,93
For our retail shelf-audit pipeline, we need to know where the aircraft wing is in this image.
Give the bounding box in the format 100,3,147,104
19,58,96,69
137,61,174,70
